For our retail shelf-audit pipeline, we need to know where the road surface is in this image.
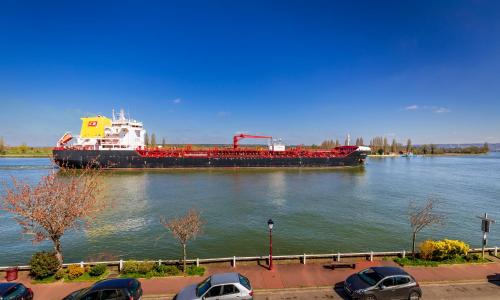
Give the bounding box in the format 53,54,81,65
252,281,500,300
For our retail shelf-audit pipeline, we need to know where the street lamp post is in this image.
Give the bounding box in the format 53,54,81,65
477,213,496,259
267,219,274,271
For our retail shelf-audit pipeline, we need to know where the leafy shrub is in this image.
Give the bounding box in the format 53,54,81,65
465,253,480,262
420,239,470,261
122,261,139,274
394,257,438,267
154,264,181,276
67,264,85,279
185,265,205,276
122,261,155,274
54,268,66,280
89,264,107,277
137,261,155,274
29,251,60,279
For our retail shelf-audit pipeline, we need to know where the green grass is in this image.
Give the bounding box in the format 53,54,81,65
394,257,439,267
118,271,173,279
32,274,58,284
32,270,110,284
119,266,205,278
394,255,490,267
63,269,110,282
185,266,205,276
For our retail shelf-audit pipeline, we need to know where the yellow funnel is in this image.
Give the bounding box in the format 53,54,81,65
80,116,112,138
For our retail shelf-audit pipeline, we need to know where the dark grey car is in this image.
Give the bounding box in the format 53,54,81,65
344,267,421,300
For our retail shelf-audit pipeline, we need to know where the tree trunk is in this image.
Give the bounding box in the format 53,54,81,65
53,238,63,267
182,243,187,273
412,232,417,258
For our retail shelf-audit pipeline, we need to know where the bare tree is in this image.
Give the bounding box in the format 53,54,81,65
408,198,446,257
161,209,203,272
1,168,105,266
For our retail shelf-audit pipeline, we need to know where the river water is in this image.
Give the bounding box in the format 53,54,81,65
1,154,499,265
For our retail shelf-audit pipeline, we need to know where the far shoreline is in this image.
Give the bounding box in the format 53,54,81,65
0,154,51,158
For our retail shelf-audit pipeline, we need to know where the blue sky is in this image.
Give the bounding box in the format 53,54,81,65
1,0,500,146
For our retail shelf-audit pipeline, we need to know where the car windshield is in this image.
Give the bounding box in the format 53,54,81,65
238,274,251,290
358,268,384,286
65,288,90,300
196,277,211,297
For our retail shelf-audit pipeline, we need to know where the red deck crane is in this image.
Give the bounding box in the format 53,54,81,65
233,134,273,149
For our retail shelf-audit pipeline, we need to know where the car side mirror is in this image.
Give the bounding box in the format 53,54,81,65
379,284,386,290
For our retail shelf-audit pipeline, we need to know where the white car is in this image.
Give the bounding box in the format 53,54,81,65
176,272,253,300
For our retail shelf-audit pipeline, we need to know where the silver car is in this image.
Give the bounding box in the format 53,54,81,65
344,267,422,300
175,272,253,300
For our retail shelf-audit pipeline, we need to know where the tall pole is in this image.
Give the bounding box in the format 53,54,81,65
482,213,488,259
269,227,273,270
477,212,495,260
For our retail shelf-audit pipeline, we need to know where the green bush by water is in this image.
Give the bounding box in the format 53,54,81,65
395,253,489,267
54,269,66,280
29,252,59,279
122,260,156,274
89,264,107,276
154,264,181,276
186,265,205,276
120,261,203,278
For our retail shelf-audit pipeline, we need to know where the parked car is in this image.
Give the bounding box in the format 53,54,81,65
176,272,253,300
344,266,422,300
0,282,33,300
62,278,142,300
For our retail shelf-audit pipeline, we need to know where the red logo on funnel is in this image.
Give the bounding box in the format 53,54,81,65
88,121,98,127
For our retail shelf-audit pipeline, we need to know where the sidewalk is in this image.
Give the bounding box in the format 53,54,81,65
5,260,500,300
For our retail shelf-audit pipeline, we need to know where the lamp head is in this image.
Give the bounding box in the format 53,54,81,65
267,219,274,230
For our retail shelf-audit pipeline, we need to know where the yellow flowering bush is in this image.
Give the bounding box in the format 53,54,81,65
419,239,470,261
67,264,85,279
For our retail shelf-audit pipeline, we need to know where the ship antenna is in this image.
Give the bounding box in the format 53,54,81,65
112,108,115,121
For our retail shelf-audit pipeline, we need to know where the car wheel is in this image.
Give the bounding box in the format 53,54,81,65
365,295,377,300
409,291,421,300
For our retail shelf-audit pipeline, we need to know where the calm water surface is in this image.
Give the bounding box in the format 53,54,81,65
1,154,499,265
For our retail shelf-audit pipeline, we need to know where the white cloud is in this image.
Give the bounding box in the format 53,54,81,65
405,105,419,110
171,98,181,104
433,107,450,114
404,104,450,114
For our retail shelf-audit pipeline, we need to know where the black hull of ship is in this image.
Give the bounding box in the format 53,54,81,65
52,150,366,169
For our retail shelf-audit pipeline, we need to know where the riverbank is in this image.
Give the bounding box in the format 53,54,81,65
0,146,52,157
0,154,51,158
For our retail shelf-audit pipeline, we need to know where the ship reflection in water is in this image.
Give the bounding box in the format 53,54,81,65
85,172,149,240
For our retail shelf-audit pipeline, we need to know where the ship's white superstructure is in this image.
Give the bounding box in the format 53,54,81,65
57,109,146,150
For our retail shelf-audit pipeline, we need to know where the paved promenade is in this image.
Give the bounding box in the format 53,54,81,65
3,259,500,300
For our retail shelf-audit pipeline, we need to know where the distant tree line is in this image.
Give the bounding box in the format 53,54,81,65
144,133,167,148
0,136,5,154
0,137,52,156
318,135,490,155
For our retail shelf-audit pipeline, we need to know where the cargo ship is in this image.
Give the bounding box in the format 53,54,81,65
53,110,371,169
